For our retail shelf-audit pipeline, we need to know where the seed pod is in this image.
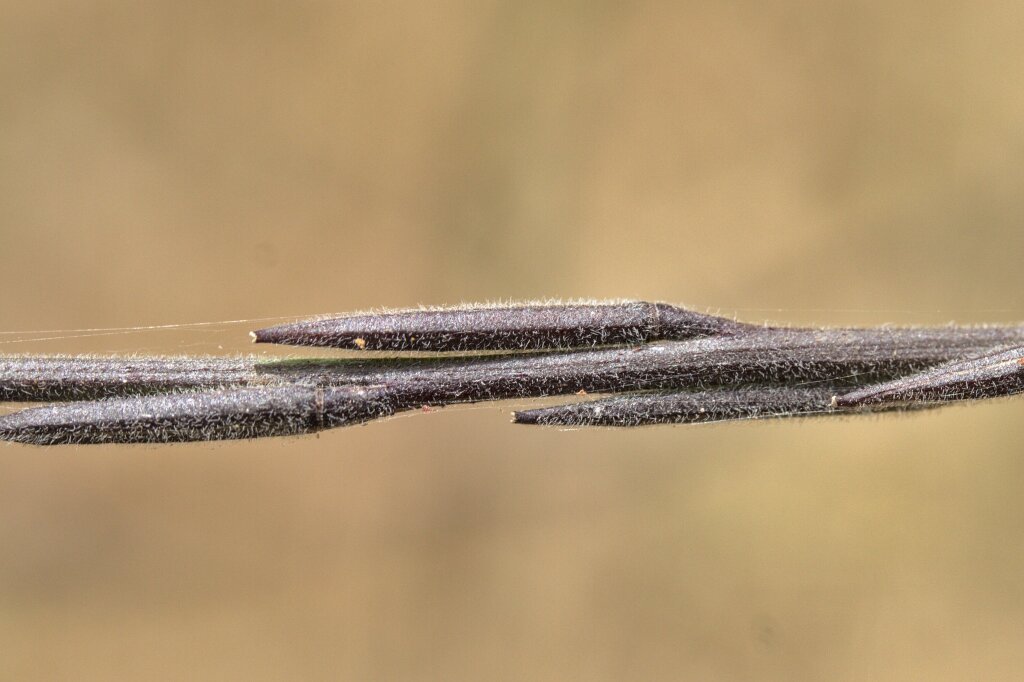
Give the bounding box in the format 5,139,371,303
251,301,751,352
0,385,398,445
513,387,848,426
0,354,257,401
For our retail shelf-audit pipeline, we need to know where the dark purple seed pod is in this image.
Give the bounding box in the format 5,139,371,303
250,301,752,352
0,354,257,402
513,386,849,426
835,345,1024,407
513,385,938,426
0,385,399,445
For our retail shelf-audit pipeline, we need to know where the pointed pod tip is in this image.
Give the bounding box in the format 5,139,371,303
250,325,302,347
511,409,545,425
249,327,276,345
250,321,365,350
0,420,17,444
0,410,60,446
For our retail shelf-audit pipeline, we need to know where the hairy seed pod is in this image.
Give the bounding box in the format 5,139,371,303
513,386,929,426
0,385,398,445
0,354,256,402
514,387,843,426
251,301,752,352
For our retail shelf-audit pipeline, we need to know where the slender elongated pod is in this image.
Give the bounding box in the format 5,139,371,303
0,385,400,445
0,355,257,402
513,386,931,426
251,301,753,351
514,387,842,426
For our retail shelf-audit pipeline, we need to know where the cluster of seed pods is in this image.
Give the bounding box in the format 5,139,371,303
1,301,1022,444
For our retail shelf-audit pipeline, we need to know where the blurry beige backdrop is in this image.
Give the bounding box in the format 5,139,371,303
3,1,1024,680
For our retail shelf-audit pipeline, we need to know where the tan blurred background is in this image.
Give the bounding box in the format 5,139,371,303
3,1,1024,679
